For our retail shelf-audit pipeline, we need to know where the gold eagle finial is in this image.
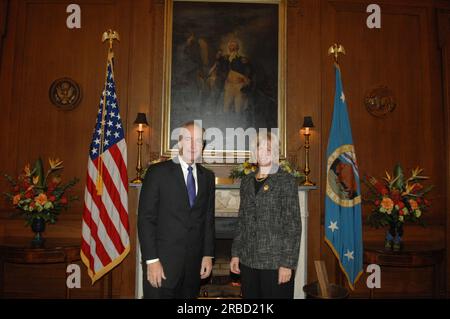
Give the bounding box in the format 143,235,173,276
102,29,120,50
328,43,345,63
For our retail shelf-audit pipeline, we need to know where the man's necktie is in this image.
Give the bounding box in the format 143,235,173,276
187,165,196,208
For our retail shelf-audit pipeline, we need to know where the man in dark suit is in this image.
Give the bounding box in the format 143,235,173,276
138,121,215,299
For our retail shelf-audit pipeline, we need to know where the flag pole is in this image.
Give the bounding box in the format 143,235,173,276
96,30,120,195
324,42,364,290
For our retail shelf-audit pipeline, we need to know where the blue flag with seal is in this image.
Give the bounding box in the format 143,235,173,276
325,64,363,289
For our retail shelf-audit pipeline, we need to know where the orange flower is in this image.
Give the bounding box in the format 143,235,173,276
13,194,21,205
35,193,48,206
409,199,419,210
381,197,394,213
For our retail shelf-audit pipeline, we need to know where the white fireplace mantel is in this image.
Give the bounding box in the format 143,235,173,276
131,183,316,299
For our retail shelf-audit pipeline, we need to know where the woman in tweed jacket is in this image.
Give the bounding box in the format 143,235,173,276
230,132,301,298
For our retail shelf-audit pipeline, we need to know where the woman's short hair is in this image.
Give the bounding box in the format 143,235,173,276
249,131,280,164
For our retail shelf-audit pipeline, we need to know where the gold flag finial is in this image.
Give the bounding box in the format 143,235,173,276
328,43,345,64
102,29,120,50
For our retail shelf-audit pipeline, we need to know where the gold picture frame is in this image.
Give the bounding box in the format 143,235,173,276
161,0,287,163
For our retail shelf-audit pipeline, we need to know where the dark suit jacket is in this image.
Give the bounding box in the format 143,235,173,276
137,159,215,289
231,168,301,270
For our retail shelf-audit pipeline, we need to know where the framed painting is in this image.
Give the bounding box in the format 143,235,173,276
161,0,286,163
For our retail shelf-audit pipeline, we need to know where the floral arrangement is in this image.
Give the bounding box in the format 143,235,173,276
229,161,257,179
363,164,433,229
229,160,305,182
3,157,79,225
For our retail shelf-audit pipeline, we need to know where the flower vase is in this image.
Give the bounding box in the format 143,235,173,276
385,223,403,251
31,217,46,247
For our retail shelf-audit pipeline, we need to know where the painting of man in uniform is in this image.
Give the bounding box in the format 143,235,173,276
169,1,279,150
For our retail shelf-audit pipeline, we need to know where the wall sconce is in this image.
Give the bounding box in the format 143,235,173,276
301,116,315,186
131,113,148,184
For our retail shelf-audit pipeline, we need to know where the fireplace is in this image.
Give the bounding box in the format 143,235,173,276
200,185,241,297
211,239,234,276
199,238,242,298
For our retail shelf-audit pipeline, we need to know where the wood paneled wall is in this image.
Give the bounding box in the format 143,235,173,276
0,0,135,298
438,6,450,297
0,1,7,66
0,0,449,298
321,0,448,297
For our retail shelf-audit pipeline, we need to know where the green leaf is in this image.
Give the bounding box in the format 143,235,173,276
361,177,380,196
417,185,434,196
60,177,79,192
393,164,404,190
34,157,45,188
44,201,53,210
4,174,17,186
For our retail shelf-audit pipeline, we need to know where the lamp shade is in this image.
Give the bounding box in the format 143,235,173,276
134,113,149,126
302,116,314,129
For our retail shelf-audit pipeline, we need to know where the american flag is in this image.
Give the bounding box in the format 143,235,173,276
81,53,130,284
